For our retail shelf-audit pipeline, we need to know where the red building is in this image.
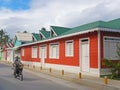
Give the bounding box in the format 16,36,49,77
19,18,120,76
2,42,13,61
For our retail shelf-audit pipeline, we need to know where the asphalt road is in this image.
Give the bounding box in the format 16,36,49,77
0,62,98,90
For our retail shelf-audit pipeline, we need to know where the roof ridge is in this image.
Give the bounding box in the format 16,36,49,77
74,20,103,29
51,26,71,29
107,18,120,23
51,26,71,36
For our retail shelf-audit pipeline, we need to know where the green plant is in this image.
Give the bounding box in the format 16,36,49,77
104,60,120,78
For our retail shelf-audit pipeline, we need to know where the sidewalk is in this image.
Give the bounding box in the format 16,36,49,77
38,69,120,90
1,60,120,90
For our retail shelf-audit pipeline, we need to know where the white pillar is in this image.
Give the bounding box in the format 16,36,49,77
98,30,101,76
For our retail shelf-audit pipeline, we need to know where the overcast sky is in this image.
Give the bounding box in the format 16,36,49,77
0,0,120,38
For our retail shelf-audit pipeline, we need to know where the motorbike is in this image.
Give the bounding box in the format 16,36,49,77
13,63,23,81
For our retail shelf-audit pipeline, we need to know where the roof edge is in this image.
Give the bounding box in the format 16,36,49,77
19,27,120,48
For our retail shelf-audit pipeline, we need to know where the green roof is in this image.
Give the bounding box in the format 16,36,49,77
107,18,120,29
40,30,50,38
32,33,40,41
51,26,71,36
20,18,120,47
62,18,120,36
35,18,120,40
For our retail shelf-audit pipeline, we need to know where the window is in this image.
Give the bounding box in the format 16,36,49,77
50,43,59,58
21,48,24,56
32,46,37,58
39,45,46,58
104,37,120,60
66,40,74,57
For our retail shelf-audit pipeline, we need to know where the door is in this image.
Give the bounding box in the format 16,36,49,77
40,46,46,66
81,39,89,72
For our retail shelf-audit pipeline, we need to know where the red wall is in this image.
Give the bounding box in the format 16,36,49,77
21,44,40,62
45,36,79,66
89,32,98,68
21,31,99,68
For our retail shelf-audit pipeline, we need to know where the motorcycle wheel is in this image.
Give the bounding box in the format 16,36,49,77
20,74,23,81
14,74,17,78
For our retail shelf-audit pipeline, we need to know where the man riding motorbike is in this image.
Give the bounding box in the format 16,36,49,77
13,56,23,79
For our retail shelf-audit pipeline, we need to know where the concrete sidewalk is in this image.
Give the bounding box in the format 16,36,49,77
40,69,120,90
1,60,120,90
21,63,120,90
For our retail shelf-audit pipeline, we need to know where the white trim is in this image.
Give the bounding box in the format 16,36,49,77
39,44,47,58
21,48,24,56
45,63,80,73
103,36,120,60
99,27,120,33
80,37,90,72
49,42,59,59
98,30,101,76
20,27,120,48
40,45,47,66
32,35,37,41
104,36,120,42
21,61,99,77
32,46,38,58
65,40,74,57
40,32,46,39
50,27,58,37
13,46,20,50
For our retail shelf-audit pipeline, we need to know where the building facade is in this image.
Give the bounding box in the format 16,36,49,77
20,18,120,76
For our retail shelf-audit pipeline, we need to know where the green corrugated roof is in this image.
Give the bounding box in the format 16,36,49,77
107,18,120,29
41,30,50,38
32,33,40,41
62,18,120,36
34,18,120,41
51,26,71,35
19,18,120,47
61,21,105,35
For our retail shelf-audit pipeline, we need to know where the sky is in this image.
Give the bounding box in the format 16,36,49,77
0,0,120,38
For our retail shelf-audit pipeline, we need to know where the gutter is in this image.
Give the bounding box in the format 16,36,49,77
19,27,120,48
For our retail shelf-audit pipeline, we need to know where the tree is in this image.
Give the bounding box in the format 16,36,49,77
0,29,10,48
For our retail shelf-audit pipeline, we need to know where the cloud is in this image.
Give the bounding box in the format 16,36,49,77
0,0,120,38
55,0,120,27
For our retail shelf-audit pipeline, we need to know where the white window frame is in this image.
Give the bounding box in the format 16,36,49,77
65,40,74,57
21,48,24,56
39,45,47,58
32,46,37,58
104,36,120,60
49,43,59,59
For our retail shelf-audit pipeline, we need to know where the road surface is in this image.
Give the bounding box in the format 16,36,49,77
0,62,98,90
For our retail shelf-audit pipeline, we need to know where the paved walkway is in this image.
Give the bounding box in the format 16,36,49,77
1,60,120,90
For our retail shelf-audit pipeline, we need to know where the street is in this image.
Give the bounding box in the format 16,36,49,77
0,62,98,90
